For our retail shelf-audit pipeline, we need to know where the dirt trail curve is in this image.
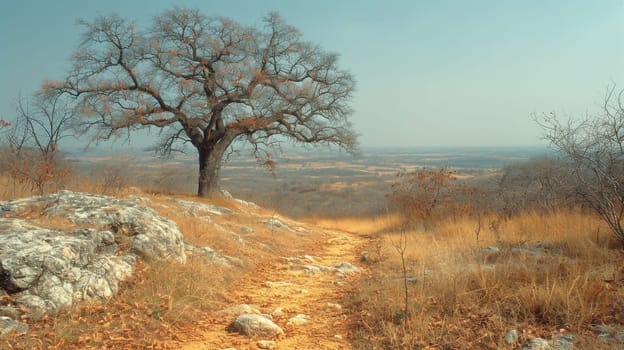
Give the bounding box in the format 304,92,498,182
171,229,368,350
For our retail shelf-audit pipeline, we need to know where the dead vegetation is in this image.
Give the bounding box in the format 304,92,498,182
1,150,623,349
0,176,325,349
342,211,624,349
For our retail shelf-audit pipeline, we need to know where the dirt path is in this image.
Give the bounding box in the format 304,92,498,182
171,229,368,350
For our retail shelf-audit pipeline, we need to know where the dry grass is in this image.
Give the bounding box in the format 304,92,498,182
4,165,624,349
5,258,236,349
0,178,253,349
308,213,403,235
1,177,328,349
0,175,39,201
346,210,624,349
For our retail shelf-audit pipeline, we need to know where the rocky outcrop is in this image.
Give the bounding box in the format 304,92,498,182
284,256,363,277
184,242,242,267
175,199,233,216
1,191,186,262
263,218,307,233
0,191,233,333
0,219,136,318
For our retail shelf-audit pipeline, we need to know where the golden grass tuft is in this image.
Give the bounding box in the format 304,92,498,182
346,210,624,349
5,258,237,349
0,174,39,201
307,213,403,235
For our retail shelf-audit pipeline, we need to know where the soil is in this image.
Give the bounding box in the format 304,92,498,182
166,230,368,350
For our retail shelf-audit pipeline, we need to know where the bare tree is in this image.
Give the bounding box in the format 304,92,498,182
50,8,357,196
389,167,457,224
497,157,572,216
6,91,74,194
9,92,74,156
537,85,624,244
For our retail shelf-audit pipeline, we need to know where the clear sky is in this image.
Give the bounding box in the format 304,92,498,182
1,0,622,149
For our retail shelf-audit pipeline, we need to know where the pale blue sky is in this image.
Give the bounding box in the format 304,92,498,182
1,0,622,148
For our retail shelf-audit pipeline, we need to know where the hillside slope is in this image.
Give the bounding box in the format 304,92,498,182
1,190,369,349
173,229,366,350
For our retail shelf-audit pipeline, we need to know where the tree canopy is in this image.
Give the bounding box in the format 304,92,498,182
49,8,357,195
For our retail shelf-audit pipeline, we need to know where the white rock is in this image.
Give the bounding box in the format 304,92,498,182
335,262,362,274
0,316,28,336
264,218,291,231
505,329,518,344
326,302,342,311
287,314,310,326
175,199,233,216
256,340,277,349
271,307,284,317
0,191,234,321
228,314,284,337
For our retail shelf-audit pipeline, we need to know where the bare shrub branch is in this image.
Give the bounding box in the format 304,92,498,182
5,91,75,194
537,84,624,244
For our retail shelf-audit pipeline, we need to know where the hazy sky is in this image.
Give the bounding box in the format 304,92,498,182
1,0,623,149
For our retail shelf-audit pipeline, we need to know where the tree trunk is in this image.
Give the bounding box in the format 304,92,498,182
197,147,224,197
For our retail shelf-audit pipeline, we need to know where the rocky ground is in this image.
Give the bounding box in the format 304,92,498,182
169,233,366,350
0,190,369,349
4,190,612,349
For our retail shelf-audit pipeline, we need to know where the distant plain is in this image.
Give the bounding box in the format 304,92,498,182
70,146,548,217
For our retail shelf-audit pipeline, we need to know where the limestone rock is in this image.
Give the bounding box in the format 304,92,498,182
505,329,518,344
522,338,551,350
264,218,291,231
0,191,215,320
220,189,234,199
185,243,238,267
175,199,233,216
335,262,362,275
594,325,624,343
0,222,136,317
552,334,574,350
286,314,310,326
522,334,574,350
1,191,186,262
326,302,342,311
271,307,284,317
14,294,51,320
0,316,28,336
0,306,18,319
256,340,276,349
232,198,260,209
228,313,284,337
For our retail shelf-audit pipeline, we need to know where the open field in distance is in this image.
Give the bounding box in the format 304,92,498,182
69,146,548,218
